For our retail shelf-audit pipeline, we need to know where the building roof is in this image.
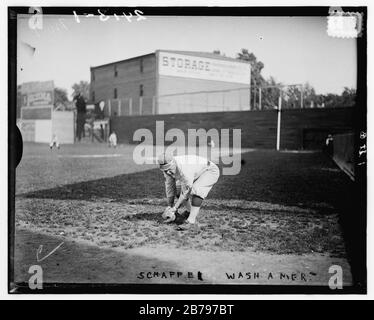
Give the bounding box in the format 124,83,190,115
90,52,155,70
158,49,251,64
91,49,250,70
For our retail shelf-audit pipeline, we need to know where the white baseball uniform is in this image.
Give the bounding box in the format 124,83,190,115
50,134,60,148
163,154,220,201
109,132,117,147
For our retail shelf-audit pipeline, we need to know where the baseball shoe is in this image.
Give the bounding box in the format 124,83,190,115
174,210,190,224
176,221,199,231
180,210,190,219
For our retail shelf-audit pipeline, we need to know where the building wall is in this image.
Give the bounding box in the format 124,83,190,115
110,107,354,150
157,76,251,114
52,111,75,144
18,119,52,143
21,107,52,120
90,51,252,115
156,50,251,114
17,81,55,142
90,54,157,116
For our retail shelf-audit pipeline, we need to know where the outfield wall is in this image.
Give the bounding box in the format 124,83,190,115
17,111,75,144
110,107,354,150
332,133,355,180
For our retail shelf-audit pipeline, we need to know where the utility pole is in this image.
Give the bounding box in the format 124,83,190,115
259,87,262,110
300,86,304,109
276,91,282,151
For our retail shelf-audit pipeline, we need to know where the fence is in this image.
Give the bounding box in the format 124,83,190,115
110,107,354,149
103,86,351,117
101,97,156,117
104,87,250,117
332,133,355,180
157,87,251,114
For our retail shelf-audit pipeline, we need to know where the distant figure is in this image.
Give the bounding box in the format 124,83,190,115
50,134,60,150
95,101,105,119
84,121,92,139
85,113,95,141
208,138,215,148
324,134,334,156
100,124,105,141
74,92,87,141
109,131,118,148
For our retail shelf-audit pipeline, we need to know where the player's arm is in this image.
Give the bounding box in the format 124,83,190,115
172,171,193,210
164,172,177,206
173,186,191,210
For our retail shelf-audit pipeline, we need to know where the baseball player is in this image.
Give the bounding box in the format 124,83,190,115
49,133,60,150
158,153,220,230
108,131,118,148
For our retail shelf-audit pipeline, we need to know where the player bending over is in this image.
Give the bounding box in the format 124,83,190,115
158,153,220,230
50,134,60,150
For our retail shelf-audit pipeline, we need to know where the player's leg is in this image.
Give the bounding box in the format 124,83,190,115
187,195,203,224
185,197,191,213
177,183,192,215
179,163,220,228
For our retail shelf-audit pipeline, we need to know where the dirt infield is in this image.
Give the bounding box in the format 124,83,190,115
16,198,345,256
13,142,354,288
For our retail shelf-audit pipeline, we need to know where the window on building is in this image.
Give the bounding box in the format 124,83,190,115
114,65,118,77
92,91,95,102
140,59,143,73
139,85,144,97
92,71,95,82
114,88,118,99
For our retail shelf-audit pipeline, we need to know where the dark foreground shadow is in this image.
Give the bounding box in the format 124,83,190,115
11,228,361,294
12,228,208,287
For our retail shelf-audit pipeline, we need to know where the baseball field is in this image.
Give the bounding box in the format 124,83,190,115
13,142,354,288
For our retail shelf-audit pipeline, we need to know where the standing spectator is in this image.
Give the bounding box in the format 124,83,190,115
85,111,95,142
100,124,105,141
324,134,334,157
74,92,87,141
84,119,92,140
108,131,118,148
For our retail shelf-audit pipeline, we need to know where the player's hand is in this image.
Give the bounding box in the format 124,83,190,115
170,206,177,213
162,206,172,219
162,206,176,223
164,216,175,224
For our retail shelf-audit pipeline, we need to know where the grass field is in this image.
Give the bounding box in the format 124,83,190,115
13,142,354,288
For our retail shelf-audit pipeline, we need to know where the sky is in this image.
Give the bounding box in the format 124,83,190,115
17,14,357,97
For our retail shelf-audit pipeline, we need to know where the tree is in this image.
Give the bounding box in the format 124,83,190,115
340,87,356,107
284,82,317,109
236,48,265,89
225,49,356,110
71,81,90,100
261,76,282,109
54,87,69,110
283,85,356,109
236,49,273,108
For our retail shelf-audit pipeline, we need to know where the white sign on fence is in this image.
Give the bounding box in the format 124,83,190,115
158,51,251,85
